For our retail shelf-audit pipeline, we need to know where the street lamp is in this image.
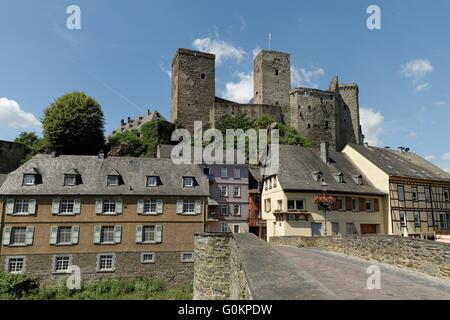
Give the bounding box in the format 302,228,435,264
321,181,328,236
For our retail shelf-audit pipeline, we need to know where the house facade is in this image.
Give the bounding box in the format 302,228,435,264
248,167,265,239
343,144,450,238
262,144,387,241
0,153,208,283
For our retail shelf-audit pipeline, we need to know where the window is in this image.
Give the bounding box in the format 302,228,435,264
346,223,354,236
332,223,340,236
147,176,158,187
398,185,405,201
311,223,322,237
273,178,277,188
57,227,73,245
203,167,210,175
233,205,241,216
445,190,450,203
427,212,434,227
288,200,304,211
234,168,241,179
144,200,157,214
23,174,35,186
400,211,407,227
337,175,344,183
277,200,282,211
265,182,268,191
255,195,260,204
201,73,206,79
365,200,373,212
233,225,241,234
102,200,116,214
10,227,27,245
352,199,358,211
181,252,194,263
183,177,194,188
183,200,195,214
414,212,421,227
269,180,272,189
233,186,241,198
221,223,229,232
142,226,155,243
425,186,432,203
97,254,115,272
325,121,329,129
141,253,155,264
54,256,71,273
60,200,75,214
337,198,345,211
255,209,261,218
14,200,29,214
275,69,279,76
288,214,297,221
107,175,119,186
221,204,228,215
412,187,418,202
64,175,76,186
220,186,228,197
100,226,115,243
221,168,228,178
264,198,272,212
6,257,25,273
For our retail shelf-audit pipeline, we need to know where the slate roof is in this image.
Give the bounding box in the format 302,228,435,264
264,145,385,196
0,174,7,187
0,154,209,196
348,144,450,181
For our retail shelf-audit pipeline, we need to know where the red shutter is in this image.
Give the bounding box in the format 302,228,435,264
346,197,352,211
374,199,379,212
331,197,337,211
359,198,366,211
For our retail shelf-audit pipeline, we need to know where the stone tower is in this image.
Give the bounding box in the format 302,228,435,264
337,84,363,145
170,48,215,132
253,50,291,109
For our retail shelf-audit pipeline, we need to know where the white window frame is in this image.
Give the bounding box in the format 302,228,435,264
56,226,73,245
14,199,30,214
233,186,241,198
181,252,194,263
221,204,228,215
144,200,157,214
427,212,434,227
233,224,241,234
398,185,405,201
220,168,228,178
183,177,194,188
142,225,156,244
23,174,35,186
337,198,346,211
288,200,305,211
445,190,450,203
5,256,26,274
96,254,116,272
425,186,432,203
400,211,407,227
102,200,117,214
221,223,229,232
100,226,115,244
365,200,373,212
147,176,158,187
412,187,418,202
107,175,119,186
183,200,195,214
220,186,228,197
414,212,421,227
233,205,241,216
53,255,72,274
141,253,155,264
346,223,354,236
64,175,76,186
10,227,27,246
60,200,75,214
233,168,241,179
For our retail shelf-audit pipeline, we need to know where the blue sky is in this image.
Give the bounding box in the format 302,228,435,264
0,0,449,171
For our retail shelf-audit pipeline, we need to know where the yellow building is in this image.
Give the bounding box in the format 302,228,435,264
343,144,450,238
262,144,387,241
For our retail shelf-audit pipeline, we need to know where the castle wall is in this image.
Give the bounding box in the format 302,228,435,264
0,140,25,174
338,84,362,145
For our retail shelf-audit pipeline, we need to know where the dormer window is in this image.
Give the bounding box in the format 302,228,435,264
64,175,76,186
334,173,345,183
353,175,363,185
23,174,35,186
183,177,194,188
107,175,119,186
147,176,158,187
313,171,323,182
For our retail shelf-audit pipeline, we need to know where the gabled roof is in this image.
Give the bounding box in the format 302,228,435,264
263,145,385,196
24,168,40,175
0,154,209,196
348,144,450,181
65,168,79,175
108,169,121,176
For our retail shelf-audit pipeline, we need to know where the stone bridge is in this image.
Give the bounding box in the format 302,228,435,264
193,233,450,300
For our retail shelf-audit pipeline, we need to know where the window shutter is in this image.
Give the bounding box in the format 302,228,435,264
136,225,143,243
374,199,379,212
359,198,366,211
331,197,337,211
28,199,37,215
95,199,103,214
155,225,163,243
176,200,183,214
346,197,352,211
26,226,34,245
2,226,11,246
115,199,123,214
93,226,101,244
137,199,145,214
71,226,80,244
52,199,60,214
114,225,122,243
73,199,81,214
156,200,164,214
5,199,14,215
195,200,202,214
50,226,58,245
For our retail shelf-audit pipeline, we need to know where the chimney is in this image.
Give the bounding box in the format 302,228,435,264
121,119,125,126
127,117,131,123
320,142,329,164
98,150,105,159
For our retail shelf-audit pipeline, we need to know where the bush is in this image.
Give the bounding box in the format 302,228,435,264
0,272,40,300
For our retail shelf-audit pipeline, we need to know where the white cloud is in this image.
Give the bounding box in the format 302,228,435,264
400,59,434,92
252,46,262,59
406,131,417,139
222,72,254,103
159,64,171,79
291,65,325,88
0,98,41,131
360,107,384,146
192,37,246,64
434,101,448,106
425,155,435,162
443,152,450,162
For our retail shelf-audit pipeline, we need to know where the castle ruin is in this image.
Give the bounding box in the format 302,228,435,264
170,48,364,151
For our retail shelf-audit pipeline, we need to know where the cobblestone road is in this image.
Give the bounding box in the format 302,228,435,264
275,246,450,300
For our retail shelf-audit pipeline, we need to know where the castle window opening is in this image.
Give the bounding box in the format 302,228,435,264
275,69,279,76
308,123,311,129
308,106,311,110
325,121,329,129
201,73,206,79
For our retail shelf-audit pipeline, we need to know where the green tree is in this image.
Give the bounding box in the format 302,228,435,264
14,132,45,163
215,113,255,134
141,119,176,157
107,129,146,157
42,92,105,155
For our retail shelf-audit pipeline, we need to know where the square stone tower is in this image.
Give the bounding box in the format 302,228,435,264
170,49,215,132
253,50,291,108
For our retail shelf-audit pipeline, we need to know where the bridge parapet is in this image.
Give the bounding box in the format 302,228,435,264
270,235,450,280
193,232,335,300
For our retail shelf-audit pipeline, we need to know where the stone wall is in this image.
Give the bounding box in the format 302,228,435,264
1,251,193,286
270,235,450,280
193,232,334,300
0,140,25,174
